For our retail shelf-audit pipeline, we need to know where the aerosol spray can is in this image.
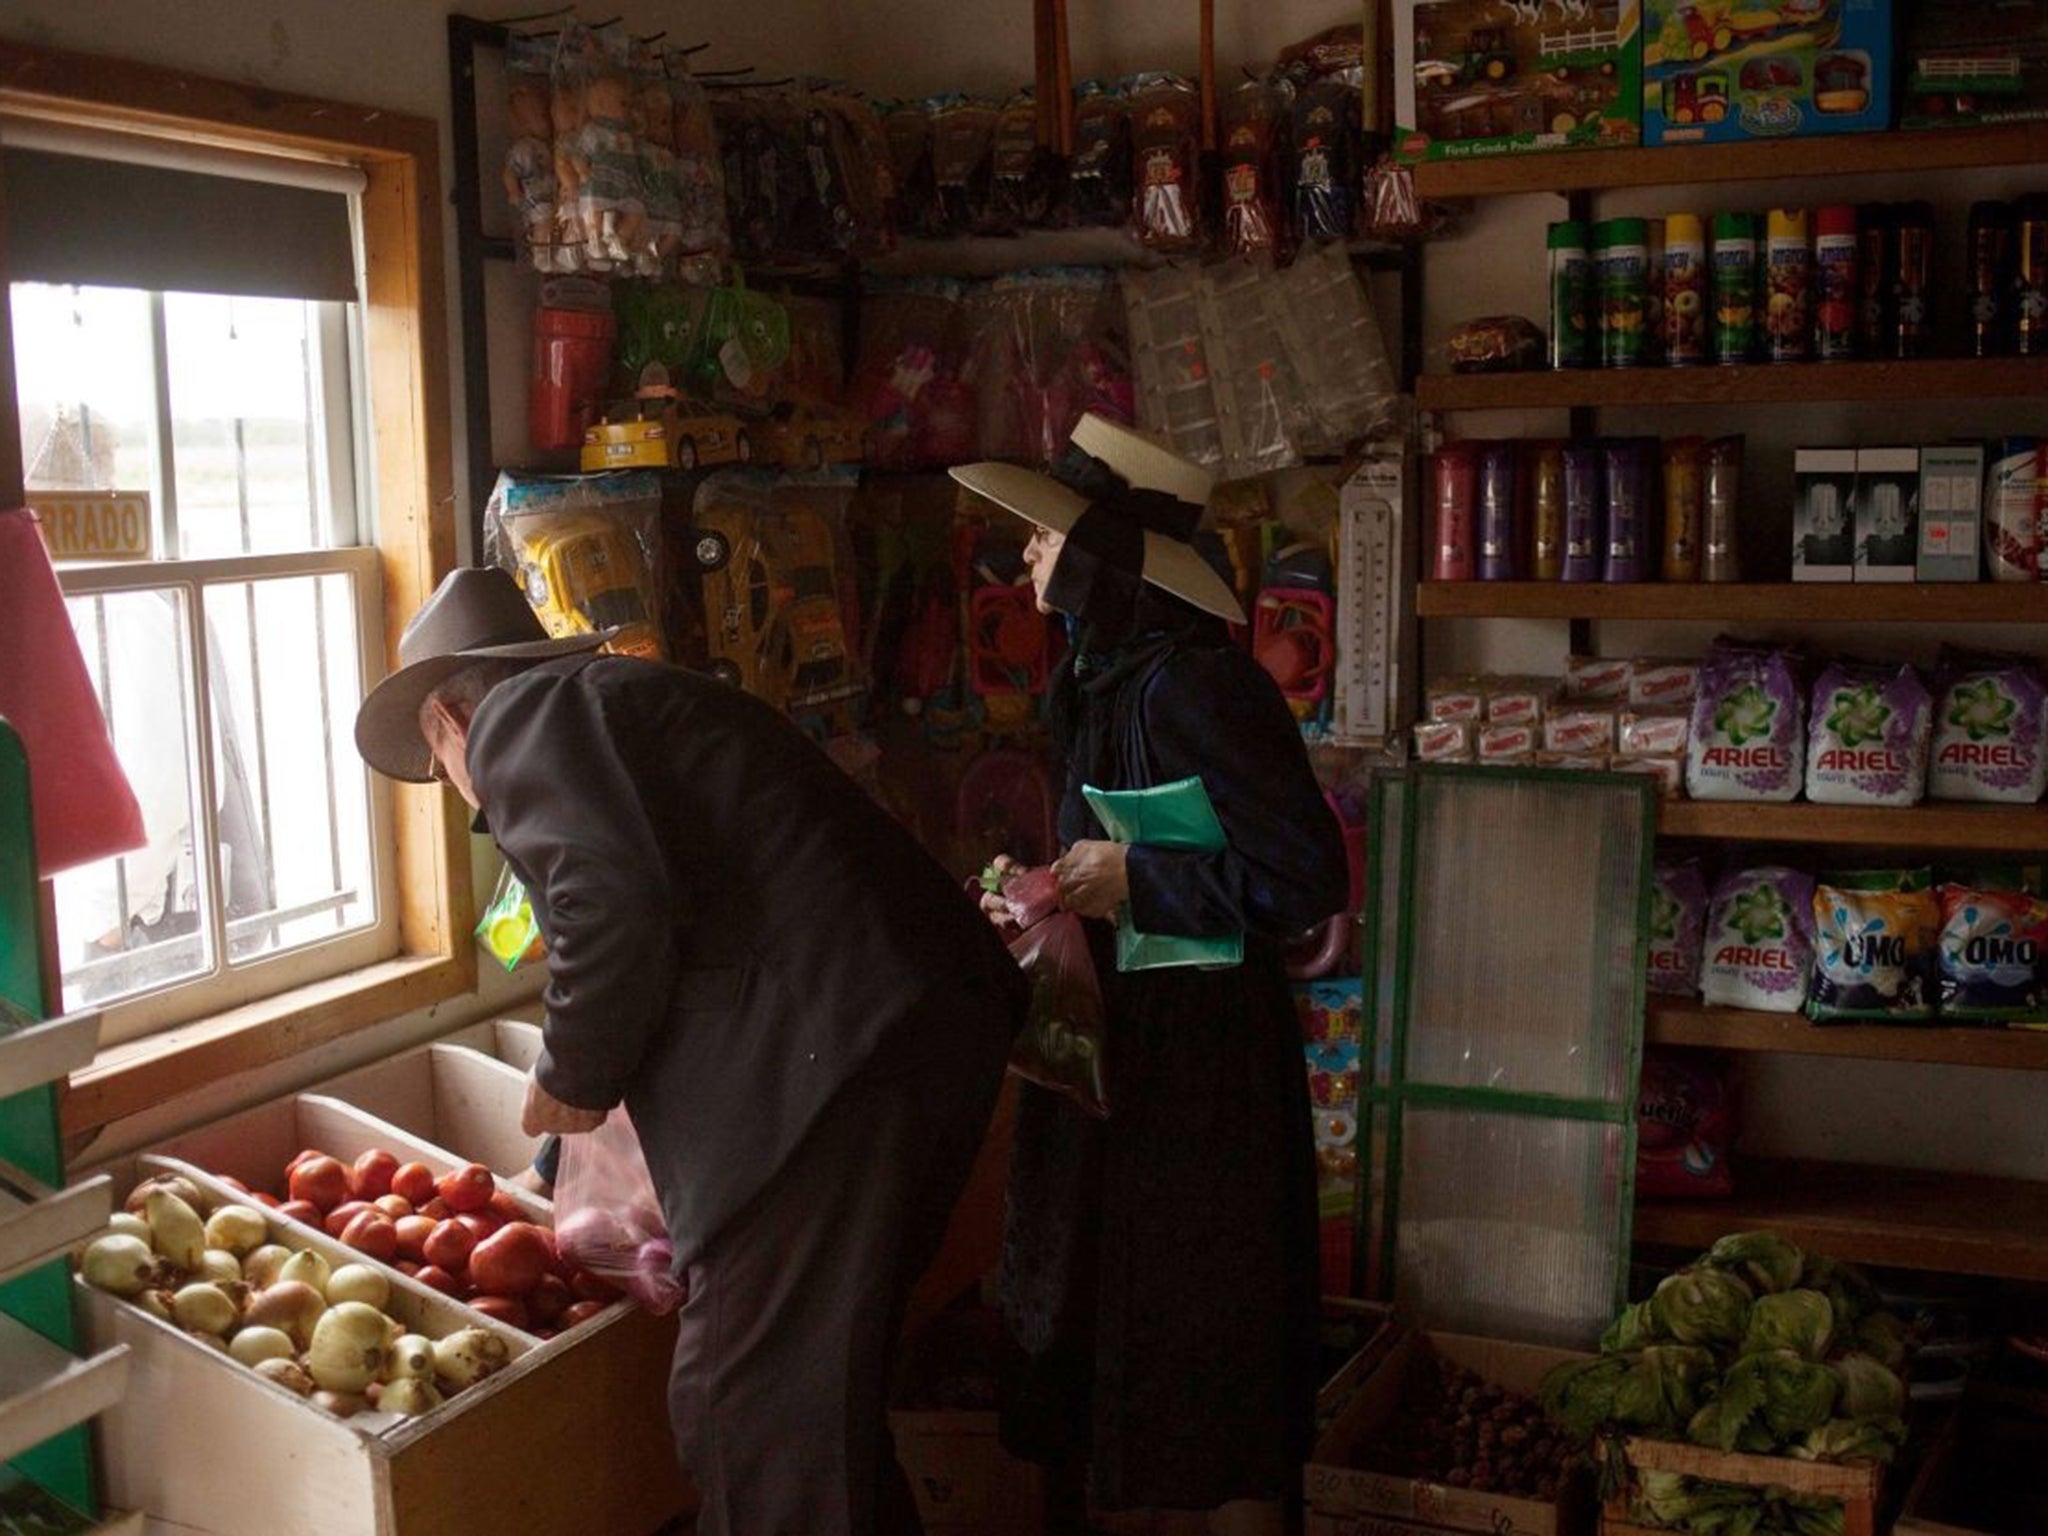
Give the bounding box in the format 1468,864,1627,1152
1477,442,1520,581
1987,439,2041,582
1602,438,1652,583
1814,205,1860,360
1530,442,1567,581
1703,437,1743,583
1596,218,1651,368
1968,200,2015,357
1662,436,1705,583
1857,203,1892,358
1663,213,1707,366
1765,208,1812,364
1645,218,1667,365
1561,442,1603,583
1712,211,1758,365
1431,444,1477,581
1892,201,1936,359
1547,220,1593,369
2016,196,2048,358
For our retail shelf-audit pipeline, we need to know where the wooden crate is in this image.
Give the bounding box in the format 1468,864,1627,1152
1601,1438,1884,1536
1305,1329,1597,1536
433,1018,546,1075
891,1409,1042,1534
318,1041,543,1178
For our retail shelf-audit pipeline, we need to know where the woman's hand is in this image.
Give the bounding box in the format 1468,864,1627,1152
1053,840,1130,920
979,854,1022,929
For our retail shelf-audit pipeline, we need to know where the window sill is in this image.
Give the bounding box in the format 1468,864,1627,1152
61,949,475,1135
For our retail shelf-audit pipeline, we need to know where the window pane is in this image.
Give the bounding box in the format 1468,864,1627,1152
10,283,158,497
202,573,377,964
52,588,215,1008
166,293,327,558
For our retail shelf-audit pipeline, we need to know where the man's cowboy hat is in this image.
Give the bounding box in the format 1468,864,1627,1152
948,414,1246,625
354,567,619,784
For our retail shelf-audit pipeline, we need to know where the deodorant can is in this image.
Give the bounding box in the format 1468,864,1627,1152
1602,438,1652,583
1596,218,1650,368
1703,436,1743,583
1814,205,1859,360
1548,220,1593,369
1477,442,1520,581
1561,442,1603,583
1712,211,1758,365
1988,438,2041,582
2016,195,2048,358
1663,213,1707,366
1530,441,1566,581
1892,201,1935,359
1431,444,1478,581
1857,203,1891,357
1968,199,2014,357
1662,436,1705,582
1765,208,1811,364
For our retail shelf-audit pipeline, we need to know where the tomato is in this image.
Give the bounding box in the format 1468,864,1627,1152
394,1215,437,1262
276,1199,323,1227
397,1260,422,1277
218,1174,250,1195
422,1219,477,1273
284,1148,323,1179
389,1162,438,1207
250,1191,281,1209
455,1212,501,1244
569,1268,621,1304
437,1163,496,1214
413,1265,460,1297
468,1294,530,1331
534,1225,567,1276
525,1273,573,1326
418,1197,454,1222
340,1211,399,1264
470,1224,550,1298
373,1194,413,1220
350,1149,400,1202
323,1201,372,1239
288,1155,351,1214
560,1299,608,1328
486,1190,526,1225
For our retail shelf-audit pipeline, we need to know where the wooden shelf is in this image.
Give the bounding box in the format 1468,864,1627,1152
1635,1157,2048,1283
1648,1001,2048,1070
1416,356,2048,412
1417,582,2048,624
1658,800,2048,850
0,1165,109,1291
1411,122,2048,199
0,1315,128,1468
0,1012,100,1103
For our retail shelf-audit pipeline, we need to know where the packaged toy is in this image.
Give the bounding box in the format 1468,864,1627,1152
1281,28,1365,242
1929,650,2048,803
852,278,970,470
1806,660,1932,807
969,268,1130,469
794,90,864,256
1808,868,1939,1021
1128,73,1204,251
1647,858,1709,996
663,55,730,284
1637,1049,1735,1198
1701,865,1815,1012
1642,0,1892,144
627,43,682,278
556,23,643,272
930,95,1001,237
504,35,561,274
1220,79,1291,259
815,85,895,255
1065,82,1133,228
484,469,665,661
1120,263,1226,470
1686,644,1804,802
986,90,1058,233
1937,880,2048,1017
882,100,942,239
1902,0,2048,128
1254,542,1339,732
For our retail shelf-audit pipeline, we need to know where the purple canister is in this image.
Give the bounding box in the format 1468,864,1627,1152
1602,437,1652,583
1477,442,1519,580
1561,442,1603,583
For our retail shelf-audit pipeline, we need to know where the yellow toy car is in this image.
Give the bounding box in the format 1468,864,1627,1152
691,497,860,724
513,511,663,659
580,399,754,472
755,403,869,472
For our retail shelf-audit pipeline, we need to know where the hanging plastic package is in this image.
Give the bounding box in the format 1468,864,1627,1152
1065,81,1132,228
882,99,942,239
1128,72,1203,251
504,34,562,274
1686,645,1805,802
1805,660,1933,807
1937,881,2048,1018
930,94,1001,238
557,23,641,272
484,469,666,660
476,862,545,971
1647,859,1709,997
1219,78,1290,259
627,40,682,278
1808,869,1939,1021
665,51,732,285
1929,650,2048,803
1701,866,1815,1013
1279,25,1364,243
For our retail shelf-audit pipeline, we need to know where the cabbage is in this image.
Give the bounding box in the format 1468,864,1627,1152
1852,1312,1910,1374
1603,1299,1658,1354
1743,1290,1836,1361
1830,1351,1905,1420
1652,1267,1755,1349
1754,1350,1841,1440
1793,1415,1906,1464
1540,1353,1635,1439
1801,1254,1881,1327
1635,1470,1764,1534
1706,1231,1805,1295
1613,1346,1719,1433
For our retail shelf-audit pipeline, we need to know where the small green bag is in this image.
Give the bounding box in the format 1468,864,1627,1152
1082,776,1244,973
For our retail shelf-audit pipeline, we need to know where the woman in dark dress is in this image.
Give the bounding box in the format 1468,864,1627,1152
954,417,1348,1533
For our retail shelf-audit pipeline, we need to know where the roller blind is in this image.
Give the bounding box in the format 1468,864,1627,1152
1,120,364,303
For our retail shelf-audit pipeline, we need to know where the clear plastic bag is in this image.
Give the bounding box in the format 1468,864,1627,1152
553,1109,685,1314
1007,908,1109,1118
475,860,544,972
1128,72,1202,251
484,469,666,660
503,34,561,275
968,268,1131,469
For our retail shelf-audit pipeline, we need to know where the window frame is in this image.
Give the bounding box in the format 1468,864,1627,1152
0,40,475,1135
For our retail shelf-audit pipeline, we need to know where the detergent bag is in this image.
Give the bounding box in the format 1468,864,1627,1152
1686,645,1805,802
1701,866,1815,1013
1929,651,2048,803
1806,661,1932,807
1647,859,1709,998
1937,881,2048,1019
1808,869,1939,1021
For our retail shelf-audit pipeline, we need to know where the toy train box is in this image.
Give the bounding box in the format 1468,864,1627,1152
1900,0,2048,127
1393,0,1644,162
1643,0,1893,143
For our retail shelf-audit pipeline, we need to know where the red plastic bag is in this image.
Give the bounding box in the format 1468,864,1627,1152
1007,909,1110,1118
553,1109,686,1313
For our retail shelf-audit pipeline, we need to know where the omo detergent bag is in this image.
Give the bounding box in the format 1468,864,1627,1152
1805,661,1932,808
1808,869,1939,1022
1937,881,2048,1019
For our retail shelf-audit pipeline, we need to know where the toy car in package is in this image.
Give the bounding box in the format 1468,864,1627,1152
1220,78,1292,259
485,469,666,660
929,95,1002,237
985,89,1059,233
1128,73,1204,251
1064,81,1133,227
1279,25,1366,243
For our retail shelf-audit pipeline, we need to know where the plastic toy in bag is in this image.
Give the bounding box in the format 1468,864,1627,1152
986,90,1057,234
556,23,642,271
1809,869,1939,1021
1686,645,1805,803
1119,262,1225,471
553,1109,685,1313
1064,81,1132,229
1806,661,1932,807
1285,47,1363,244
485,469,666,660
882,99,942,239
712,91,790,264
1701,865,1815,1013
852,278,969,470
1128,73,1203,252
968,268,1129,469
1637,1050,1735,1199
930,95,1001,238
504,34,562,274
626,43,682,279
666,53,731,285
1929,650,2048,804
1220,78,1291,260
1006,905,1109,1118
1937,881,2048,1018
796,92,863,255
475,861,544,972
816,85,896,256
1647,859,1708,997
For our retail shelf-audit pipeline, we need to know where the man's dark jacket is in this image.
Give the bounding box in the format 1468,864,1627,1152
468,654,1025,1260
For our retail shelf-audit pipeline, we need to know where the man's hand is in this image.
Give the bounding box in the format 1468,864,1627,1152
522,1073,607,1137
1052,840,1130,920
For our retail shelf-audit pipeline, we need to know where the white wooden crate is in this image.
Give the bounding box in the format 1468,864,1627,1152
316,1043,540,1178
432,1019,545,1076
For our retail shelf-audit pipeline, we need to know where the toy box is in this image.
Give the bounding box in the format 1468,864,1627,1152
1901,0,2048,127
1642,0,1892,144
1394,0,1644,162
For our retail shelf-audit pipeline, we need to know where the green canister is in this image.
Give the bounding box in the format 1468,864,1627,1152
1547,220,1592,369
1711,211,1758,365
1595,217,1650,368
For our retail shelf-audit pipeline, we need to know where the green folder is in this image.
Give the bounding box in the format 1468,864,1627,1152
1082,776,1245,973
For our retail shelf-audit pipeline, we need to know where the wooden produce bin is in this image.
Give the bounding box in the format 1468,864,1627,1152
434,1018,546,1076
1600,1439,1883,1536
80,1097,691,1535
319,1041,543,1178
1305,1329,1597,1536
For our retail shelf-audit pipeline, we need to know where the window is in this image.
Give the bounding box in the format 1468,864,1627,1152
13,280,395,1044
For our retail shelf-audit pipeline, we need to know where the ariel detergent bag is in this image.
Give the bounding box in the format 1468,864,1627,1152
1929,652,2048,804
1647,859,1709,996
1702,865,1815,1013
1686,644,1805,802
1805,661,1932,807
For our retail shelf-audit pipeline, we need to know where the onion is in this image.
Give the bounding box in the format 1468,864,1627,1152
135,1288,176,1322
203,1204,269,1258
243,1280,327,1349
384,1333,436,1382
171,1282,238,1336
242,1244,293,1289
144,1190,207,1272
311,1389,364,1418
124,1174,204,1216
254,1357,315,1397
228,1326,295,1368
306,1302,391,1393
276,1249,332,1294
81,1234,159,1296
196,1250,242,1287
187,1331,228,1353
380,1377,444,1416
324,1264,390,1310
106,1212,152,1246
431,1327,511,1390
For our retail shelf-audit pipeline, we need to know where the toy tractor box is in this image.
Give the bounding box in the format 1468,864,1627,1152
1900,0,2048,127
1642,0,1892,143
1394,0,1643,162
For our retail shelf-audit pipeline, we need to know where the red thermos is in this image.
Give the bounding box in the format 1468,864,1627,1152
530,307,617,452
